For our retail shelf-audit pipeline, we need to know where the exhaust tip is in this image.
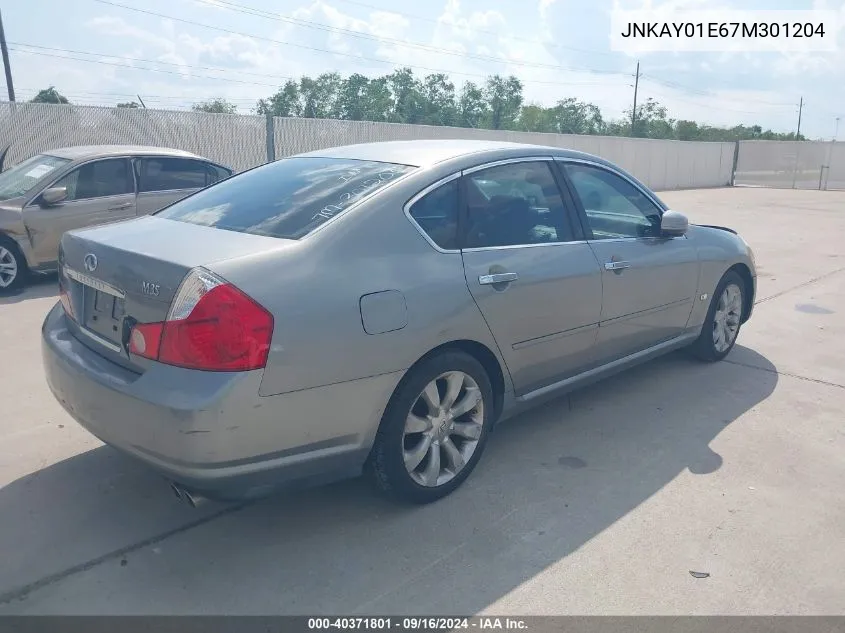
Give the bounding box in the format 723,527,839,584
169,482,206,508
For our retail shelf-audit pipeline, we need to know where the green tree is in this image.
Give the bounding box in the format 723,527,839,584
116,101,141,108
483,75,523,130
421,73,457,126
627,98,673,138
30,86,70,104
192,98,238,114
386,68,424,124
457,81,487,128
256,80,301,117
336,73,372,121
674,119,699,140
517,103,553,133
547,98,605,135
299,73,341,119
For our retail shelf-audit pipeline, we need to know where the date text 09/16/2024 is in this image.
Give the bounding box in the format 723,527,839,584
307,617,529,630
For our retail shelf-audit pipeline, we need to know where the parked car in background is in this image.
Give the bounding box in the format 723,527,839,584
0,145,232,293
41,139,756,506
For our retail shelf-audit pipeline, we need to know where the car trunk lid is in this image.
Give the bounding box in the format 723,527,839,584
59,216,292,371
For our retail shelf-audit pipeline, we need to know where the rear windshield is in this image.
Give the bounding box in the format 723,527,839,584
0,154,71,201
156,157,415,240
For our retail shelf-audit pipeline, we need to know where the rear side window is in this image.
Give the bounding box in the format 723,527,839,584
207,164,231,184
137,158,211,192
408,179,459,250
156,157,415,240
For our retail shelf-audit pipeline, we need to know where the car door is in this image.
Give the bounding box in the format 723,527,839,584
23,157,136,264
134,157,216,216
458,157,603,396
558,160,700,364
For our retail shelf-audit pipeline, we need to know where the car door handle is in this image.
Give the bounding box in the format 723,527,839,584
108,202,133,211
479,272,519,285
604,261,631,271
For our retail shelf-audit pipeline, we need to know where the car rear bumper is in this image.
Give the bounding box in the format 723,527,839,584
41,302,403,500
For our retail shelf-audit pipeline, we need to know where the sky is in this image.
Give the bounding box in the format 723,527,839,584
1,0,844,139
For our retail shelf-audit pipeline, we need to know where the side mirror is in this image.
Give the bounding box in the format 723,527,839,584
661,210,688,237
40,186,68,206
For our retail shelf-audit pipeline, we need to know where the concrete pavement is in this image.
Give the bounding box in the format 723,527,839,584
0,187,843,614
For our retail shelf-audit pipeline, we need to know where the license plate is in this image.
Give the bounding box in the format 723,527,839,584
64,267,126,348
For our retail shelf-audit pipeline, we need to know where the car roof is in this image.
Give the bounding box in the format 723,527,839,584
43,145,204,161
294,139,611,169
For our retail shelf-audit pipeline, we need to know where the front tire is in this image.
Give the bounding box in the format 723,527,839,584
690,270,745,362
368,351,494,504
0,237,27,295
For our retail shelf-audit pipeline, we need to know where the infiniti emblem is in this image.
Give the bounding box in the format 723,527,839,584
83,253,98,273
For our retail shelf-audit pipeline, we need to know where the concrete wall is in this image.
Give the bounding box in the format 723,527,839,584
735,140,845,191
274,117,736,191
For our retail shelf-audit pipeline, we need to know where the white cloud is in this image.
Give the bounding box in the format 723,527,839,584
539,0,559,20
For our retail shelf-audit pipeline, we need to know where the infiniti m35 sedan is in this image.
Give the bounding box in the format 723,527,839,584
42,140,756,505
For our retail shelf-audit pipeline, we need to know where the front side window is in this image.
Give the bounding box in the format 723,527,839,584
157,157,415,240
408,179,459,250
464,161,574,248
137,158,212,193
0,154,70,201
564,163,662,239
53,159,133,201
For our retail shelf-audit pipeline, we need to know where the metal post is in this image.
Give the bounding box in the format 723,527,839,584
630,61,640,137
0,9,15,102
731,141,740,186
823,116,840,191
265,113,275,163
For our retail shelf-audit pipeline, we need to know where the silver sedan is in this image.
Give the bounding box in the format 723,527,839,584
41,140,756,505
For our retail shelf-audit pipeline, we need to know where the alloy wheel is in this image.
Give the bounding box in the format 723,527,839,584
712,283,742,353
402,371,485,488
0,246,18,289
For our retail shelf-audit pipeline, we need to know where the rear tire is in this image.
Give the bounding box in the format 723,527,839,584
0,236,27,295
367,350,494,504
690,270,745,362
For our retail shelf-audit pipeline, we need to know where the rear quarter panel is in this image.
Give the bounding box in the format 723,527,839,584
685,224,756,328
208,162,510,399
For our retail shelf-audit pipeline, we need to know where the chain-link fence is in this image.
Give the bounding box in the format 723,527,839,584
0,102,267,173
2,101,739,191
735,140,845,191
273,117,736,191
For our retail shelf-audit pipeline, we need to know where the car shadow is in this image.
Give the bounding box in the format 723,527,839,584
0,346,778,614
0,273,58,305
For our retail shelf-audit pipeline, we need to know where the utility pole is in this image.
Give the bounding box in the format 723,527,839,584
630,60,640,137
795,97,803,140
137,95,146,109
0,9,15,102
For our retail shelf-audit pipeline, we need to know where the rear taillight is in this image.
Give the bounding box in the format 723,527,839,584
128,268,273,372
58,266,75,321
59,286,75,320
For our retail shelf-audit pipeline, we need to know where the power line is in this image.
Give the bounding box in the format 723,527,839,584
640,73,794,107
9,42,294,83
322,0,621,59
7,45,288,89
188,0,623,75
89,0,618,87
209,0,800,111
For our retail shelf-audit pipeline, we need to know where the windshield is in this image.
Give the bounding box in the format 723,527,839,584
0,154,71,202
156,157,415,240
